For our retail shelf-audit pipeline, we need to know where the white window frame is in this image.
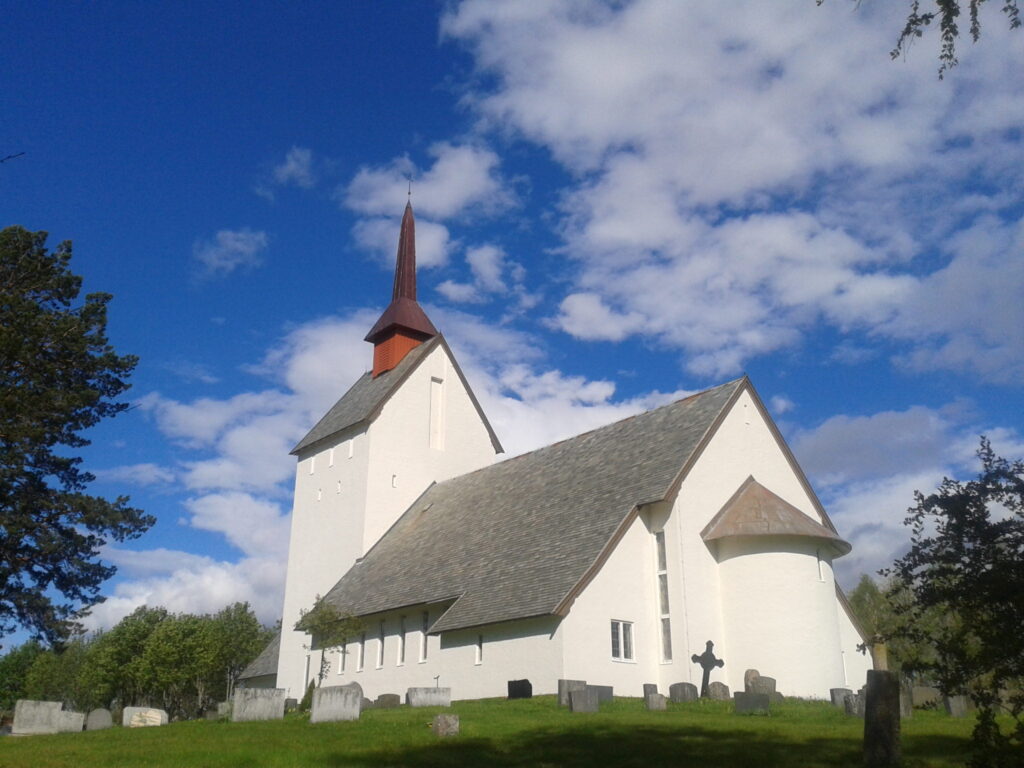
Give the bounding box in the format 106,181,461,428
610,619,634,661
655,530,672,663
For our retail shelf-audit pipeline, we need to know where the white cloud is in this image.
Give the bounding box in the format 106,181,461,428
192,229,269,278
95,463,176,487
273,146,316,189
769,395,794,415
183,492,290,560
436,279,484,303
352,215,453,269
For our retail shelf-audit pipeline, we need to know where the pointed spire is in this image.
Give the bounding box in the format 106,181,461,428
365,201,438,376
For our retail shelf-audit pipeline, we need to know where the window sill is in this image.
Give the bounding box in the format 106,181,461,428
611,658,637,664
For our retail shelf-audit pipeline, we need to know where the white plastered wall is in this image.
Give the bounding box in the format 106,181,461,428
327,610,562,702
837,595,873,692
276,343,498,697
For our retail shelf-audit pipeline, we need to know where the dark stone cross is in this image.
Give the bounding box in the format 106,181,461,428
691,640,725,698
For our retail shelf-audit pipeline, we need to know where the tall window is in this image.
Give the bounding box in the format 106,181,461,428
655,530,672,662
611,620,634,661
420,611,429,661
475,634,483,665
377,621,385,668
338,640,347,674
357,633,366,671
398,616,407,665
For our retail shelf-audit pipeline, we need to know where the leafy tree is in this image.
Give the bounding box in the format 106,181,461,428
0,640,43,711
884,438,1023,765
0,227,154,644
137,613,220,718
79,605,169,708
294,596,362,686
23,638,92,710
208,602,272,701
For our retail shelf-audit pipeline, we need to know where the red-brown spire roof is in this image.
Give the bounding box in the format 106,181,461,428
365,202,438,375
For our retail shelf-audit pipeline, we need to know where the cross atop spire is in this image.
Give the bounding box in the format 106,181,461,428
365,202,438,376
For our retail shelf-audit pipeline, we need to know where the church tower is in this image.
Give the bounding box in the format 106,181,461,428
274,202,502,697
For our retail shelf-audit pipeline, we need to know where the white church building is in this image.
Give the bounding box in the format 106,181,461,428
248,202,871,701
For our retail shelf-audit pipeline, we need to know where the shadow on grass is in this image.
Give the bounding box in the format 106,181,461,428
320,724,971,768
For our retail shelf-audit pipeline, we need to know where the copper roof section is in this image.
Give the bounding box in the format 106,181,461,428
365,202,438,344
701,476,851,556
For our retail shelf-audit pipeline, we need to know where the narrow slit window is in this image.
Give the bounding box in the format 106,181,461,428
475,634,483,665
398,616,406,665
339,641,347,674
309,456,315,475
357,633,366,671
328,447,335,467
420,611,429,661
377,621,385,668
654,530,672,661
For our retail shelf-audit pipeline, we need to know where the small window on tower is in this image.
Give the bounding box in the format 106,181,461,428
328,447,335,467
309,456,315,475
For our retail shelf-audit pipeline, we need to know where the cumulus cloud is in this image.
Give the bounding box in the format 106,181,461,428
95,463,176,487
273,146,316,188
192,228,268,278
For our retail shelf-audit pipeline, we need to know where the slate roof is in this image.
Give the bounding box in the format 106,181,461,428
701,476,851,555
321,377,746,633
238,631,280,681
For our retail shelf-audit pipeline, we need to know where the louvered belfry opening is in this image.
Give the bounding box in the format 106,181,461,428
364,201,438,376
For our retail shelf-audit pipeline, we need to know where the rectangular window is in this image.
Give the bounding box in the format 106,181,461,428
655,530,672,662
339,641,347,674
328,447,335,467
429,377,445,450
357,633,366,672
377,621,385,668
611,620,634,661
347,439,354,458
420,611,429,661
398,616,406,665
661,618,673,661
308,455,315,475
475,634,483,665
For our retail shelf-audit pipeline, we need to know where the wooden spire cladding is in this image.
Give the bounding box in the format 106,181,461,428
365,202,438,376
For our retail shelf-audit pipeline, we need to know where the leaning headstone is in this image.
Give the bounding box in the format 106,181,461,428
670,682,699,703
707,681,730,701
558,679,587,707
864,670,901,768
85,708,112,731
361,697,374,711
507,679,532,699
912,686,941,708
569,687,599,713
232,688,285,722
375,693,401,709
406,687,451,707
57,711,85,733
734,691,770,715
830,688,852,708
124,707,169,727
592,685,614,703
749,676,776,696
845,692,865,718
311,685,361,723
432,714,459,737
13,700,62,735
744,669,761,690
645,693,667,711
284,697,298,713
642,683,659,698
943,695,968,718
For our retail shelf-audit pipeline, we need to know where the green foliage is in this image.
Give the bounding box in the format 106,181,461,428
298,679,315,713
294,596,362,685
0,639,43,711
80,605,169,708
885,438,1024,765
0,226,154,644
23,637,92,710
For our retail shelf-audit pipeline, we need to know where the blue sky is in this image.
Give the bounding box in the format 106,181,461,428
3,1,1022,635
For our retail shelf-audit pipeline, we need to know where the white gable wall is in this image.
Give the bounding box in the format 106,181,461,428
837,594,873,691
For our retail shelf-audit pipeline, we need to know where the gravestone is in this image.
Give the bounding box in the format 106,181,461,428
57,711,85,733
734,691,770,715
284,697,298,713
507,679,532,699
340,681,363,700
592,685,614,703
770,691,784,705
707,681,730,701
204,709,220,721
375,693,401,709
670,682,699,703
85,708,112,731
748,676,776,696
864,670,901,768
912,686,941,708
845,692,865,718
943,695,968,718
433,714,459,737
569,687,599,713
645,693,667,711
744,669,761,690
361,697,374,711
830,688,852,708
900,679,913,719
406,687,451,707
124,707,169,727
643,683,659,698
311,685,361,723
217,701,232,718
232,688,285,722
691,640,725,698
13,700,62,735
558,679,587,707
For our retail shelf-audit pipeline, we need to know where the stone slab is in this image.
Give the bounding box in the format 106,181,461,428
670,682,699,703
13,700,62,735
912,685,941,708
284,697,298,713
734,691,770,715
558,679,587,707
943,695,968,718
406,687,451,707
864,670,901,768
845,692,865,718
744,669,761,690
232,688,285,722
645,693,667,711
642,683,658,698
507,679,532,700
830,688,852,708
311,685,361,723
217,701,232,718
748,676,776,696
592,685,614,703
569,687,599,713
85,708,112,731
361,697,374,710
57,712,84,733
124,707,169,727
707,681,730,701
432,714,459,737
375,693,401,709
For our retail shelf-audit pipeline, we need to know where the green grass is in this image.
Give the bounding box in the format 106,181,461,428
0,696,978,768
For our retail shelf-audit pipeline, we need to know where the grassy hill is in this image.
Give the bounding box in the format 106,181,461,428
0,696,976,767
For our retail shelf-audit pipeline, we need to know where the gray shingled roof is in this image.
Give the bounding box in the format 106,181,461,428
321,378,745,633
238,631,280,681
